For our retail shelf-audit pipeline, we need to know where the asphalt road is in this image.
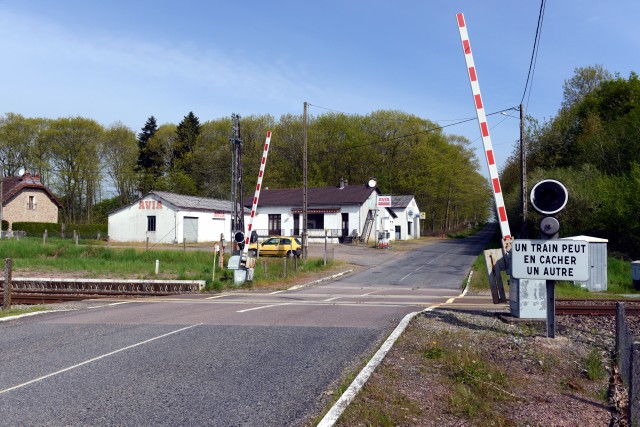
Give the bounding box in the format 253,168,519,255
0,228,493,426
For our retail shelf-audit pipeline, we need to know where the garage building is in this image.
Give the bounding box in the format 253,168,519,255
108,191,241,244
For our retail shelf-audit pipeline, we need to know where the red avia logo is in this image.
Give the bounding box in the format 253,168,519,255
138,200,163,209
377,196,391,207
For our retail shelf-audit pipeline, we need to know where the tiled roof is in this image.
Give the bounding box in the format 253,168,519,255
246,184,378,207
1,173,63,208
391,195,415,209
150,191,234,212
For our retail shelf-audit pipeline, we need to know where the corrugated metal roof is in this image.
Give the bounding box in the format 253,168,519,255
245,184,378,207
151,191,234,212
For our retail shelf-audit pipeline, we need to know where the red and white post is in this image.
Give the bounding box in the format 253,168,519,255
243,131,272,255
456,12,512,247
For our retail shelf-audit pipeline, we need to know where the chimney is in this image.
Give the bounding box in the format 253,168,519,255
344,178,348,186
339,177,344,189
33,172,41,182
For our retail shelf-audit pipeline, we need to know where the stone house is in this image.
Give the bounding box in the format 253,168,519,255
1,171,62,230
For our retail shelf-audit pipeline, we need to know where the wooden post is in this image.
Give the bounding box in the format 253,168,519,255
263,259,267,276
43,229,48,245
3,258,12,310
183,238,186,252
146,237,149,251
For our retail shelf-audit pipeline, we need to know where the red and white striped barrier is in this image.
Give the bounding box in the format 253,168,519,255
243,131,272,253
456,12,512,243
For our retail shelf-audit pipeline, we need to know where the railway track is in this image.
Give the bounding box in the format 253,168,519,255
0,289,177,305
0,277,204,306
556,299,640,316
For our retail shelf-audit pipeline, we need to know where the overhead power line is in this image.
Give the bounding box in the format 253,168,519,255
520,0,546,106
313,107,519,157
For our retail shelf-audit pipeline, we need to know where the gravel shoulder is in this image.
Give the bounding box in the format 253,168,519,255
333,303,632,426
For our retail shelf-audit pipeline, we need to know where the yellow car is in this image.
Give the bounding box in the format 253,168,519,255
248,236,302,258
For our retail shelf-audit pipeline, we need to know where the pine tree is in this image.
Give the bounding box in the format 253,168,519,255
136,116,160,194
172,112,201,172
137,116,158,170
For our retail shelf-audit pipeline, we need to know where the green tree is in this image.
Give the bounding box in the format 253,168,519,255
144,124,177,192
43,117,104,223
137,116,159,193
191,117,233,198
0,113,48,177
562,65,613,110
173,111,201,173
103,122,138,205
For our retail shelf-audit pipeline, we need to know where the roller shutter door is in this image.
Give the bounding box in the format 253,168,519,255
183,217,198,243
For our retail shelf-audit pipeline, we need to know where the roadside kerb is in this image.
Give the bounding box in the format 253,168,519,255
317,270,474,426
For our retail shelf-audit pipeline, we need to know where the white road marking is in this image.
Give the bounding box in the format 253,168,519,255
205,294,229,300
236,303,292,313
323,297,340,302
399,272,413,281
269,290,286,294
0,323,202,395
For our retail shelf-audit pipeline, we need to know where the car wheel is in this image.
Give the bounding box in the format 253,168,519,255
286,250,296,258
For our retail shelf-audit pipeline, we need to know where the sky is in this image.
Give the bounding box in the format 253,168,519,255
0,0,638,180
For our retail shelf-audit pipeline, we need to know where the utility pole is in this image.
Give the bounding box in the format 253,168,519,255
230,113,244,252
520,103,527,238
302,102,308,260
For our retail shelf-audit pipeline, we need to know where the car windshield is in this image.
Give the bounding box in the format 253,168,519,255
295,238,301,245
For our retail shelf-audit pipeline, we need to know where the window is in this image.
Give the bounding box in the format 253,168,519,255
27,196,36,210
307,213,324,230
268,214,281,236
147,216,156,232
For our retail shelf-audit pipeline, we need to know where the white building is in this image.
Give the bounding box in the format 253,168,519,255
245,181,419,242
390,195,421,240
108,191,242,244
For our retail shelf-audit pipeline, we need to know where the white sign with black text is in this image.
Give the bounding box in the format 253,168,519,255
511,239,590,281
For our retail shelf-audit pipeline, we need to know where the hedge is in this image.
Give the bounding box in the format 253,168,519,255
12,222,108,239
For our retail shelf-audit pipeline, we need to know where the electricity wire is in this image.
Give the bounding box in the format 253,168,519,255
312,107,519,157
520,0,546,107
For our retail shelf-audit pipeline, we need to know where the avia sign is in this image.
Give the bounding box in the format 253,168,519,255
377,195,391,208
138,200,163,210
511,239,590,281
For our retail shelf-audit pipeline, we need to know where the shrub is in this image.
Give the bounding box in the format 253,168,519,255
12,222,107,239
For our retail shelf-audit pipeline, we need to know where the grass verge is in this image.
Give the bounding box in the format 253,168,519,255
0,237,337,291
333,311,610,426
0,306,49,318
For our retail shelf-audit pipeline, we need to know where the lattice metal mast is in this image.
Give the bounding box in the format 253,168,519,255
230,113,244,246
